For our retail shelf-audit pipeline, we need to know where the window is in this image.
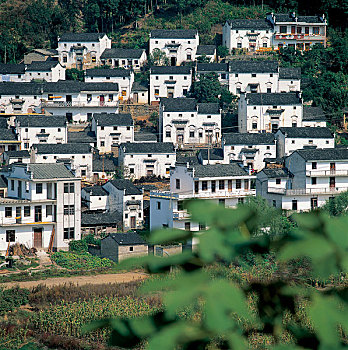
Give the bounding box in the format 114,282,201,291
36,183,43,194
11,180,14,191
63,56,67,63
195,181,199,193
292,122,297,127
266,146,270,150
176,179,180,189
199,223,206,231
157,201,161,210
166,131,171,138
169,76,173,80
100,141,105,147
46,205,52,216
292,140,295,144
202,181,208,191
219,180,225,190
267,87,272,93
130,168,134,174
219,199,225,206
199,132,203,138
292,200,298,211
64,183,74,193
64,205,75,215
64,228,74,240
280,26,287,33
185,222,191,231
129,246,134,252
155,40,158,44
81,169,86,177
273,200,277,207
6,230,15,242
207,115,211,119
238,198,244,204
252,73,256,77
113,126,118,131
189,131,194,138
313,27,319,35
312,162,317,169
308,140,313,144
236,87,241,95
263,42,268,48
236,179,241,189
276,178,281,185
311,177,317,185
305,27,309,34
155,76,159,80
154,89,159,96
24,143,29,149
183,89,188,96
184,76,187,80
237,43,242,49
5,207,12,217
22,206,30,217
252,122,258,130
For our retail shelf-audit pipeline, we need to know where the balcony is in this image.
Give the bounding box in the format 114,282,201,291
42,100,118,108
268,187,347,195
306,169,348,177
173,210,190,220
150,191,179,200
181,189,256,199
275,34,325,41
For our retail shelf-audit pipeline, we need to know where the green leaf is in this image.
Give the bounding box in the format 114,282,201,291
150,228,193,245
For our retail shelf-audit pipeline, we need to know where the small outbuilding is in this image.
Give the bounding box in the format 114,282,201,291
100,232,148,263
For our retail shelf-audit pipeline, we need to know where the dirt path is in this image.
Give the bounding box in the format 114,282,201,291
0,272,148,289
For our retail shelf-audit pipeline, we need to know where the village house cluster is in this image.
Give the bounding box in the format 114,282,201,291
0,11,345,257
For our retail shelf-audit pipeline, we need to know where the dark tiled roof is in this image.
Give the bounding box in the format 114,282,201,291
196,45,216,55
278,127,333,138
229,60,278,73
198,148,224,160
68,128,96,143
107,232,146,245
197,103,220,114
101,48,145,59
81,210,122,226
31,49,58,56
223,132,275,145
93,113,133,127
0,82,43,95
0,175,7,188
176,154,200,165
27,163,75,179
197,63,228,72
59,32,107,42
120,142,175,154
0,118,8,129
150,29,197,39
161,98,197,112
32,143,91,154
273,13,325,24
92,155,117,172
279,67,301,79
193,163,249,177
151,66,191,74
131,81,148,92
303,106,326,121
6,150,30,158
85,68,130,78
26,61,60,71
0,64,25,74
294,148,348,161
134,131,157,142
107,179,142,195
227,19,273,30
246,92,302,105
0,129,18,141
83,185,108,196
16,115,66,127
261,168,291,178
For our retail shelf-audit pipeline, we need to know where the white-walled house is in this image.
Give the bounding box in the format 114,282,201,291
302,106,327,127
118,142,176,179
57,33,111,69
149,29,199,66
0,163,81,252
266,12,327,50
100,48,147,71
223,133,276,171
228,60,279,95
1,150,30,165
196,45,216,62
278,67,301,92
150,163,256,232
85,68,134,100
238,92,303,133
30,143,93,179
223,19,273,52
15,115,68,149
81,185,109,211
130,82,149,104
150,66,192,104
0,62,65,82
159,98,221,146
196,63,229,87
103,179,143,230
0,129,21,153
91,113,134,153
256,148,348,212
275,127,334,157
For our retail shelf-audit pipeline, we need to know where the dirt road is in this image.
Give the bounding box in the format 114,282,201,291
0,272,147,289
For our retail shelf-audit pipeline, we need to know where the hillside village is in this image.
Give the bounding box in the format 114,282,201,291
0,8,347,261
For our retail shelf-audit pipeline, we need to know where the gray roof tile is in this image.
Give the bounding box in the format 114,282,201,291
107,232,146,245
120,142,175,154
81,210,122,226
246,92,302,105
193,163,249,177
196,45,216,55
294,148,348,161
261,168,292,178
197,63,228,72
83,185,108,196
27,163,75,179
85,68,130,77
16,115,66,127
227,19,273,30
32,143,91,154
0,129,18,141
151,66,191,74
303,106,326,121
228,60,278,73
93,113,133,127
59,32,107,42
223,132,275,145
279,67,301,79
107,179,142,195
101,48,145,59
278,127,333,138
150,29,197,39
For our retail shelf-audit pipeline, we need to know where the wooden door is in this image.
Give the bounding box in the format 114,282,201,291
130,216,136,229
33,228,42,248
330,177,335,189
228,180,232,192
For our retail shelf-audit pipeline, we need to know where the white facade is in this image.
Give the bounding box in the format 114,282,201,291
102,180,143,230
14,115,68,149
238,92,303,133
223,20,273,52
223,133,276,171
150,66,192,104
159,98,221,146
100,49,147,71
57,33,111,69
118,143,176,179
0,163,81,252
256,148,348,212
275,127,334,157
149,30,199,66
150,163,256,232
81,186,109,211
91,113,134,153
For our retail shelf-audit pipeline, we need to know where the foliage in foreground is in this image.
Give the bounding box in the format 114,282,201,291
88,201,348,349
51,251,113,270
0,287,29,316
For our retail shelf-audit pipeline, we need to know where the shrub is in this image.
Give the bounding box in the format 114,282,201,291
69,240,88,253
0,287,30,315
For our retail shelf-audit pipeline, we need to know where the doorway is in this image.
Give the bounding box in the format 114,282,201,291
33,228,43,248
130,216,136,229
330,177,335,190
100,95,105,106
310,197,318,210
35,206,42,222
170,57,176,66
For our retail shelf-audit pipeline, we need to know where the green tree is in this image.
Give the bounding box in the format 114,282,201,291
217,45,229,58
148,48,169,66
66,68,84,81
322,191,348,216
190,73,222,103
